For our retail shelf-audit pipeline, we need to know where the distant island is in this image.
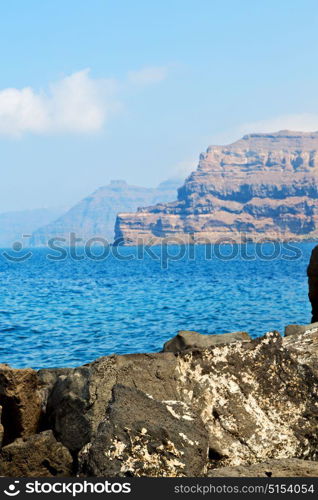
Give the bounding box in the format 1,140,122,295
3,130,318,248
116,131,318,244
0,179,181,247
29,179,181,246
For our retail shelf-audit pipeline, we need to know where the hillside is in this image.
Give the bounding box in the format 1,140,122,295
115,131,318,244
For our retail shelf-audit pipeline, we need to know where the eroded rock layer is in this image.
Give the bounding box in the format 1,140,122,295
0,328,318,477
115,131,318,244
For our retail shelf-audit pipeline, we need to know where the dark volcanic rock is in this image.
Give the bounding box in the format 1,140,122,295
46,353,179,453
0,329,318,476
0,430,73,477
308,245,318,322
208,459,318,477
116,131,318,244
0,406,3,447
163,330,250,353
78,385,208,477
45,332,318,472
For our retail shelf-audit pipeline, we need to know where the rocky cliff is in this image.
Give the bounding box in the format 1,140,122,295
115,131,318,244
1,325,318,477
30,179,180,246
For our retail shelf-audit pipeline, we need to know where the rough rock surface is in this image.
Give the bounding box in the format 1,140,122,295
163,330,250,352
283,325,318,376
46,331,318,472
0,329,318,476
45,352,179,453
284,322,318,337
208,459,318,477
176,332,318,468
0,365,42,445
115,131,318,244
79,384,208,477
0,406,3,446
0,430,73,477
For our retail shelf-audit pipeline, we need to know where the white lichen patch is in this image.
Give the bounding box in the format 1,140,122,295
119,434,186,477
166,405,180,419
163,400,195,421
105,438,127,459
179,432,194,446
175,333,318,467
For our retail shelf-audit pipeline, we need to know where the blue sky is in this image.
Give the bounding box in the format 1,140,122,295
1,0,318,211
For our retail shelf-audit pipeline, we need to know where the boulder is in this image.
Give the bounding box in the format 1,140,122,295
163,330,250,353
283,326,318,376
208,459,318,477
0,430,73,477
0,365,42,445
37,368,73,413
46,353,179,453
46,331,318,471
0,406,3,447
176,331,318,467
78,384,208,477
284,322,318,337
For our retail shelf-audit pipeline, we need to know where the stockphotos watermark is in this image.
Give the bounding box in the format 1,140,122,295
1,232,303,268
2,479,131,496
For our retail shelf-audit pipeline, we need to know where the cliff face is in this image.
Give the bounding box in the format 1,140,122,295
115,131,318,244
30,179,180,246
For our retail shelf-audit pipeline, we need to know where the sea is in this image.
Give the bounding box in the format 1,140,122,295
0,241,316,369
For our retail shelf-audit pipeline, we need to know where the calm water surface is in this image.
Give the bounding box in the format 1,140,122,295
0,242,316,368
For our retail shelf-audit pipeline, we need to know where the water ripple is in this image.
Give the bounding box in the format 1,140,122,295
0,243,315,368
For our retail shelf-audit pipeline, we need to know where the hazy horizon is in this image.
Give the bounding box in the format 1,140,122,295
1,0,318,212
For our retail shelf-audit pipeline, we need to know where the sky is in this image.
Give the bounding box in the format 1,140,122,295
1,0,318,212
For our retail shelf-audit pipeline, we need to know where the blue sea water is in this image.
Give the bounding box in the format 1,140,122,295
0,241,316,369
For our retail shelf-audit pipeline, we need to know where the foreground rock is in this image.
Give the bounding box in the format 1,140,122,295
283,325,318,376
79,385,208,477
45,331,318,473
45,352,179,454
163,330,250,352
284,322,318,337
1,329,318,476
208,459,318,477
0,407,3,446
0,431,73,477
0,365,42,445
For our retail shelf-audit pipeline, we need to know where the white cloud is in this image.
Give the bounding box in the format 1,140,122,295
127,66,168,86
47,70,119,134
0,66,168,137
